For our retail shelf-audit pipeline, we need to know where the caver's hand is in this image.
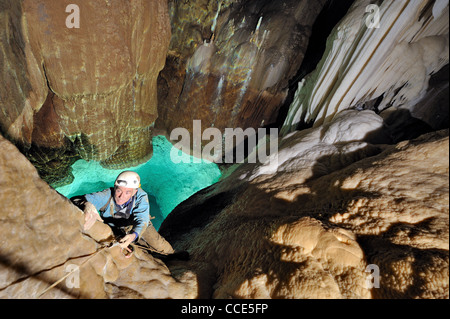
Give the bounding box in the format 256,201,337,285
118,233,137,249
83,202,103,230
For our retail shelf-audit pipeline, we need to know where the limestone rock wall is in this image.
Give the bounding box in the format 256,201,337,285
0,133,196,299
0,0,171,186
157,0,327,153
160,111,449,299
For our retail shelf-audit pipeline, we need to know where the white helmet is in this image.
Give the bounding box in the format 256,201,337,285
114,171,141,189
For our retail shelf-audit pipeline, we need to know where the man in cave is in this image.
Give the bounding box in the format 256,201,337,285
71,171,176,258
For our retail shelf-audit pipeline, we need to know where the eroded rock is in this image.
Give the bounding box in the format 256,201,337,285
0,134,196,299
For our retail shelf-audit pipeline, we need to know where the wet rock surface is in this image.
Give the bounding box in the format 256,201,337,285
158,0,327,154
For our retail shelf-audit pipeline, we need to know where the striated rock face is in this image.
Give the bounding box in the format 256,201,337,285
0,0,171,186
281,0,449,135
157,0,327,153
160,111,449,299
0,133,196,299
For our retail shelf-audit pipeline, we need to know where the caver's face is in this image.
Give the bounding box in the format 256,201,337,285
114,186,137,205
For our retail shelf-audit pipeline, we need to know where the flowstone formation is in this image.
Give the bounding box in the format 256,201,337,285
0,0,171,186
160,111,449,299
281,0,449,135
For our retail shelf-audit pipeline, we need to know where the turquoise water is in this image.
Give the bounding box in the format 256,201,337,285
56,135,222,230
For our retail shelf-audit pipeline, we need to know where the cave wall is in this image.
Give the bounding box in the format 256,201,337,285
0,0,171,186
157,0,328,151
1,0,332,185
1,0,448,185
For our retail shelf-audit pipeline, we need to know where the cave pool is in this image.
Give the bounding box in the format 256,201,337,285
55,135,222,230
